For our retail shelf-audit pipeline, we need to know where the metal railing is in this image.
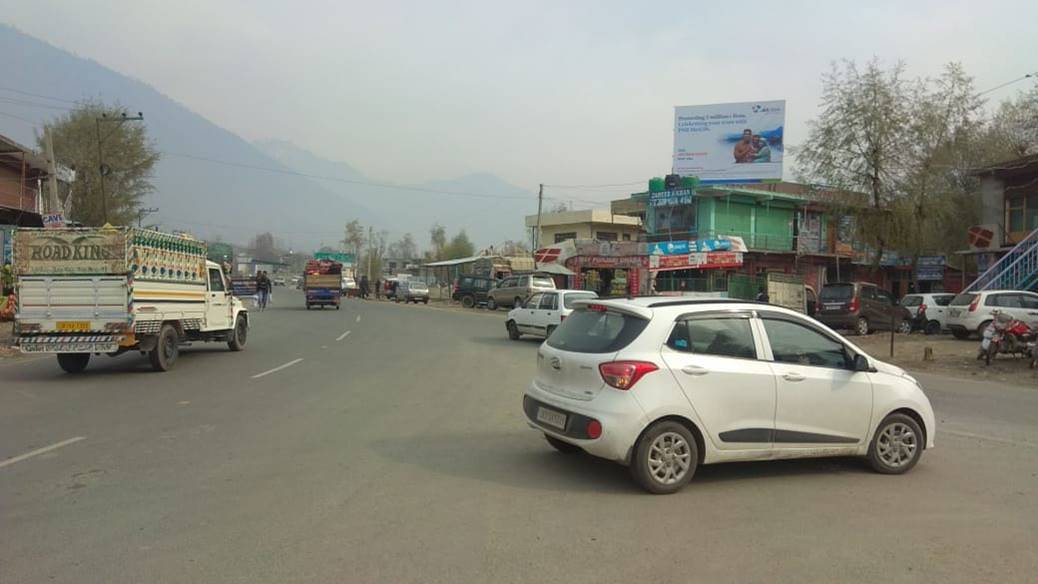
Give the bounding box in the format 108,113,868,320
963,227,1038,292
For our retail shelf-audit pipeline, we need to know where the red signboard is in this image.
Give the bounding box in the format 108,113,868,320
572,255,649,269
650,252,743,271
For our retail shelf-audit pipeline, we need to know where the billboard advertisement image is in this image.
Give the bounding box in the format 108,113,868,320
673,100,785,183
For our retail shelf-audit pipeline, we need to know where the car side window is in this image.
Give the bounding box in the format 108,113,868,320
540,293,558,310
208,268,225,292
501,278,515,288
666,316,757,360
762,318,850,369
526,293,543,308
984,294,1001,306
519,276,530,287
1021,295,1038,309
876,289,894,305
860,286,876,300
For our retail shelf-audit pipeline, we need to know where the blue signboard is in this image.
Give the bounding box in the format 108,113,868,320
648,241,690,255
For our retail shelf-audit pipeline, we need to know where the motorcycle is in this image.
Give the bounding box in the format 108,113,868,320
978,311,1037,366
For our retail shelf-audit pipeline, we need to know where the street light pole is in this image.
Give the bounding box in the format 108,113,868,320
96,112,144,225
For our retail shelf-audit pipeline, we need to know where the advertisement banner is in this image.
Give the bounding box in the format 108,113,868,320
673,100,785,183
916,255,946,281
314,252,354,263
650,252,743,271
14,229,127,275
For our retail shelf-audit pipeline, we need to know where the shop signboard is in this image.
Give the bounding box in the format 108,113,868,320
648,189,694,208
650,251,743,270
916,255,946,281
648,238,744,256
314,252,354,263
577,255,648,269
648,241,690,256
673,100,785,183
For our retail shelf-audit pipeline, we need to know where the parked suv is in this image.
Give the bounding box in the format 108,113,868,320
487,274,556,310
397,280,430,304
946,290,1038,339
816,282,912,335
522,298,935,494
900,293,955,335
506,290,598,340
452,275,496,308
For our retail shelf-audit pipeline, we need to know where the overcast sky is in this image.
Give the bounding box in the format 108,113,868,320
6,1,1037,204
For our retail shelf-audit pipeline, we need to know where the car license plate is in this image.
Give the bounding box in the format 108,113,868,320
56,321,91,332
21,342,118,354
536,406,567,430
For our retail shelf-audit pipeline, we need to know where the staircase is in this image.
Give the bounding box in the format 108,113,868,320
963,227,1038,292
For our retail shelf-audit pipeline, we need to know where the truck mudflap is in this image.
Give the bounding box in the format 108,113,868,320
18,335,121,354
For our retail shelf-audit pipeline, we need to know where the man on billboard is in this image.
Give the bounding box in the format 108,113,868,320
733,129,755,163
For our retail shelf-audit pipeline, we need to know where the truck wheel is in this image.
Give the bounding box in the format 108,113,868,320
149,324,180,372
57,353,90,374
227,315,247,351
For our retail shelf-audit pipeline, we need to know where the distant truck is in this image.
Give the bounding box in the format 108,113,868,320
12,227,249,373
304,259,342,310
763,273,817,315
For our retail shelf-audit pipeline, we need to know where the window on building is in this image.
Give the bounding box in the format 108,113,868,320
1008,196,1025,233
596,231,618,241
554,232,577,243
622,233,631,241
1028,194,1038,230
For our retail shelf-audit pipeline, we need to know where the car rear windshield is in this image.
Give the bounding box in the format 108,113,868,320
901,295,922,307
410,283,428,290
546,309,648,353
820,284,854,301
563,293,597,308
532,277,555,288
950,293,976,306
932,294,954,306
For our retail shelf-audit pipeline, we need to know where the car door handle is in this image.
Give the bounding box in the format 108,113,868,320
783,372,806,382
681,365,709,376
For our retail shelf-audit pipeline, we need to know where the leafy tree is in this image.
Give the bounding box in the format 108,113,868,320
429,223,447,260
497,239,530,256
388,233,418,259
41,101,159,226
548,201,570,213
444,230,475,259
342,220,365,265
250,232,278,261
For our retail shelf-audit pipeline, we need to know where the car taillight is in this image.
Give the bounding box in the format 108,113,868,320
848,297,860,312
586,303,608,312
586,419,602,439
599,361,658,390
968,296,980,312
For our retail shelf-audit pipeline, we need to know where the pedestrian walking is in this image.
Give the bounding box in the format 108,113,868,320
375,279,382,300
359,275,370,299
256,271,271,311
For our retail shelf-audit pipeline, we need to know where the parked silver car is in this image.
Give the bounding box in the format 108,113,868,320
487,274,556,310
396,280,429,304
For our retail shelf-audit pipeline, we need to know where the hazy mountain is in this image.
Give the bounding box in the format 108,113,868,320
254,140,536,247
1,25,532,249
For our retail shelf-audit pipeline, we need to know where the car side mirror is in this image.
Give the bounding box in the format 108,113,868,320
852,354,871,372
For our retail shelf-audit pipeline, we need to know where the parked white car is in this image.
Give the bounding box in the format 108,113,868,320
506,290,598,340
900,293,955,334
946,290,1038,339
522,297,936,494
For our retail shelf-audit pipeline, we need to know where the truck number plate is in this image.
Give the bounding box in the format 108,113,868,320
56,321,91,331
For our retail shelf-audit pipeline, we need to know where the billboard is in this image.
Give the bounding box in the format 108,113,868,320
673,100,785,183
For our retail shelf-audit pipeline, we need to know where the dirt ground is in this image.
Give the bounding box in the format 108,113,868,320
0,323,16,359
853,331,1038,385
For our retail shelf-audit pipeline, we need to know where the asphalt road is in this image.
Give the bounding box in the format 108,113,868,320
2,289,1037,583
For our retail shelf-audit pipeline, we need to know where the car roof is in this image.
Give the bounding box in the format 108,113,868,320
569,296,788,320
974,289,1038,295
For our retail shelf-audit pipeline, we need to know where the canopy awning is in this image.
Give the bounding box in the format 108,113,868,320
534,263,575,276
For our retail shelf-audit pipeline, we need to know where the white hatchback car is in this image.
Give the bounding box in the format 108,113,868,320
506,289,598,340
946,290,1038,339
900,293,955,334
522,298,936,494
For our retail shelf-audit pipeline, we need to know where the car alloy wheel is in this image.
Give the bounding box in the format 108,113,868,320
876,422,918,468
856,317,869,336
646,431,693,486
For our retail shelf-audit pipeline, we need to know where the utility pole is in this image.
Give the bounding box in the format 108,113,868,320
534,183,544,257
367,225,374,280
96,112,144,224
137,207,159,227
43,126,60,214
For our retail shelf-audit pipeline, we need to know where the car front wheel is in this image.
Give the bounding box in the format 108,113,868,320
868,413,923,474
856,317,870,336
487,297,497,310
631,421,698,494
506,320,521,340
897,319,912,334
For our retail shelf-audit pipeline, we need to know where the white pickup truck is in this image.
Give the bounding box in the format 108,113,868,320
12,227,249,373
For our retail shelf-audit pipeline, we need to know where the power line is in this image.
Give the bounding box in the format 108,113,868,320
0,86,82,105
0,96,75,112
978,73,1036,97
0,110,39,125
542,180,645,189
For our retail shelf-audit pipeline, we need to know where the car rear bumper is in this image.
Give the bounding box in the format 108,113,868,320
523,384,644,464
817,313,858,329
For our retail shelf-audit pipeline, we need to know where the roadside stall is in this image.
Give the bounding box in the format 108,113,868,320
534,240,651,296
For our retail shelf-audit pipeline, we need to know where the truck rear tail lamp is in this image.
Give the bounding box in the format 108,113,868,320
599,361,658,390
